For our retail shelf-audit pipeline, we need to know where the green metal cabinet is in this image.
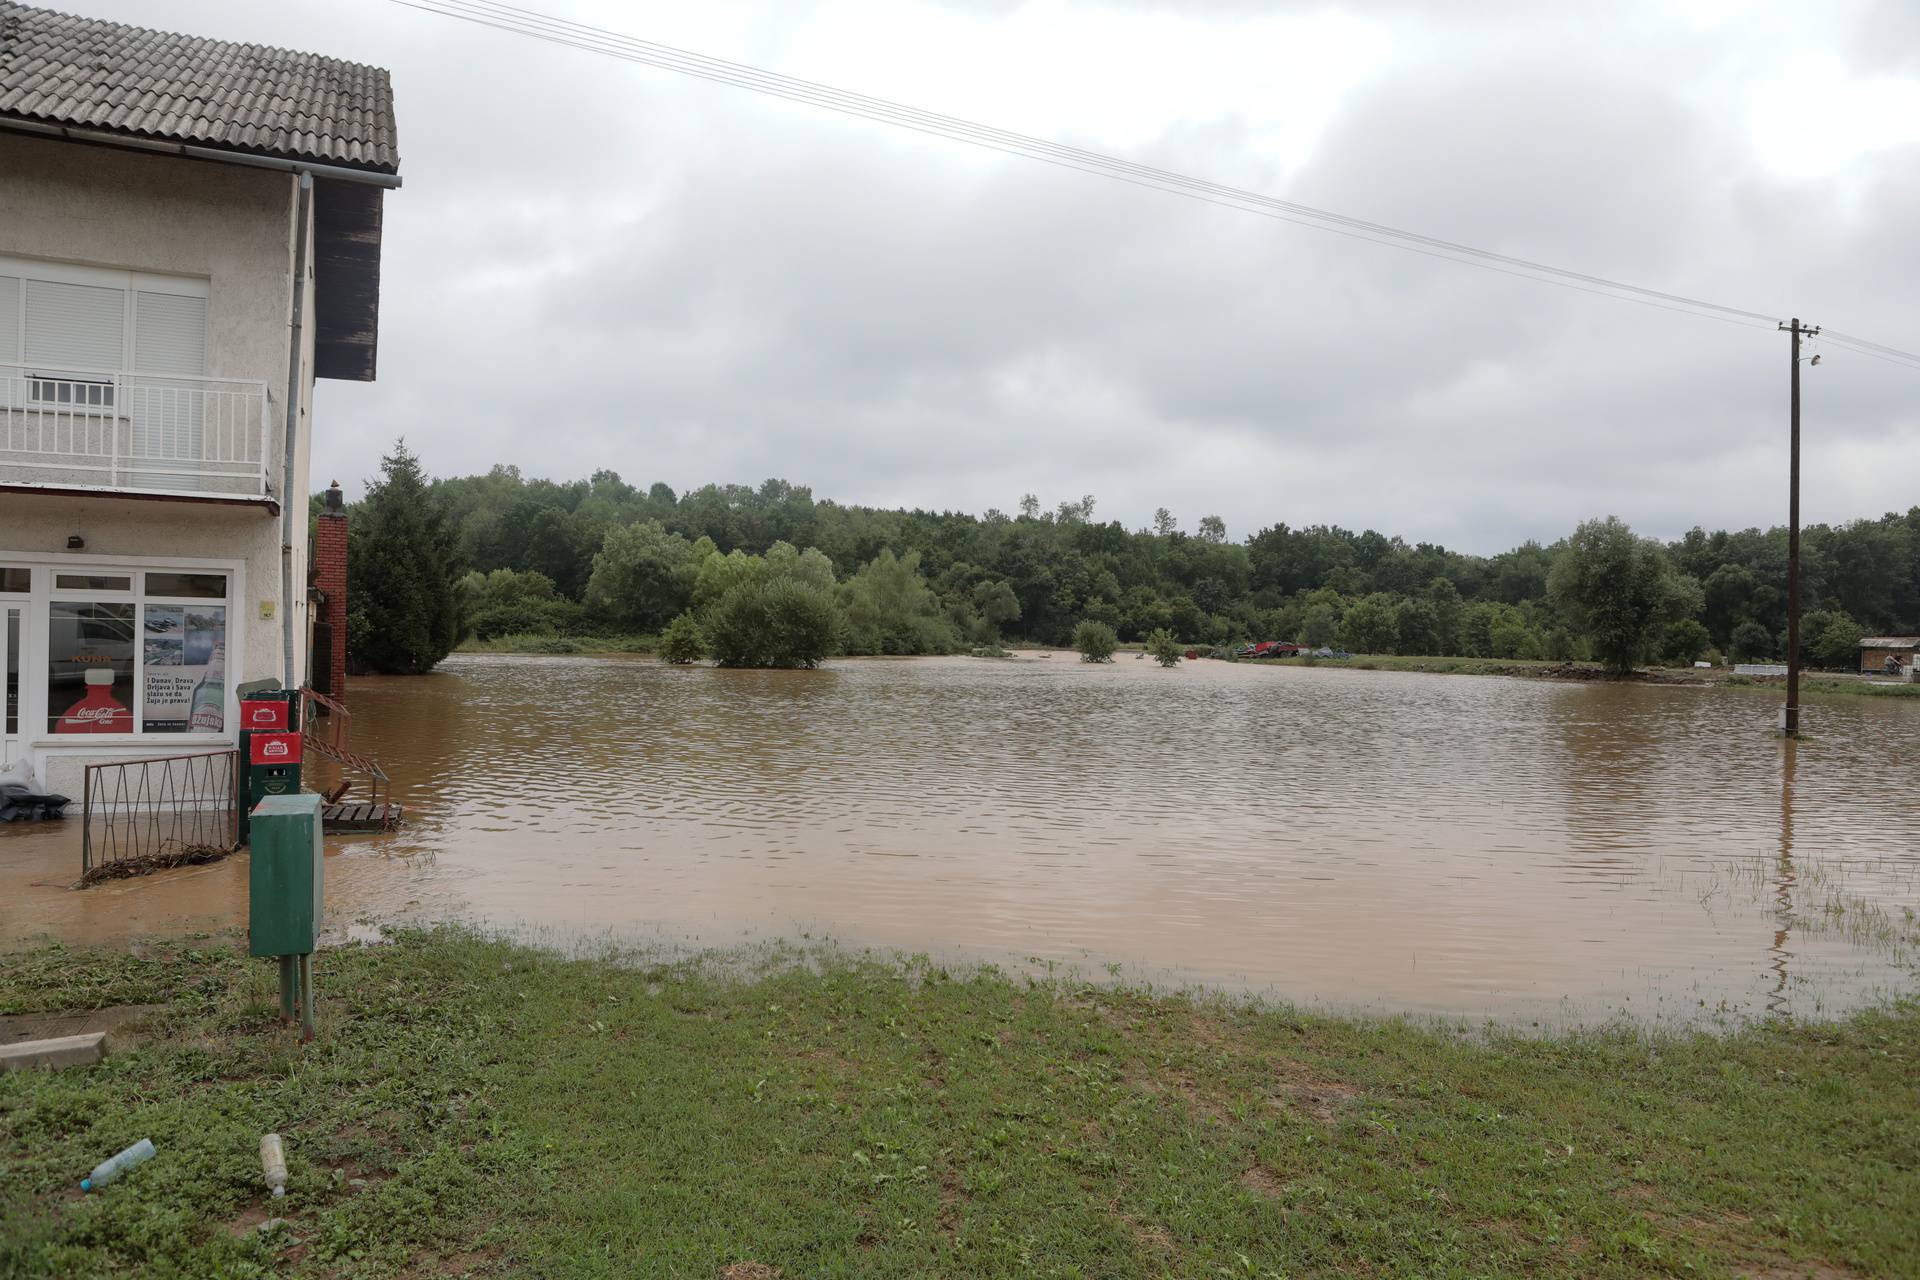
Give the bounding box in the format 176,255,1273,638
249,792,324,958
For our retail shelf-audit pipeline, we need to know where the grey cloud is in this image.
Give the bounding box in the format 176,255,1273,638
82,0,1913,552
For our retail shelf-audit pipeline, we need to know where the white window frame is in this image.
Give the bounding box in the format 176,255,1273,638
2,551,247,749
0,254,212,381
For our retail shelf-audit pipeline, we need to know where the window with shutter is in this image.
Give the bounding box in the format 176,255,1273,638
25,279,126,372
0,276,18,414
0,275,19,361
131,291,209,458
0,258,210,425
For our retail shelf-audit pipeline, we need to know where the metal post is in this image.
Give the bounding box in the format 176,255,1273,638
298,952,316,1042
81,765,92,876
279,956,296,1022
1777,317,1817,737
1786,318,1801,736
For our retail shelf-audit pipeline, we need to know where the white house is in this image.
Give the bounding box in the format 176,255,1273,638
0,2,399,793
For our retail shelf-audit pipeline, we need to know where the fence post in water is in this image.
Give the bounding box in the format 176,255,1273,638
81,765,91,877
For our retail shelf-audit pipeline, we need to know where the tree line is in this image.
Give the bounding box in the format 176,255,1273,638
333,443,1920,674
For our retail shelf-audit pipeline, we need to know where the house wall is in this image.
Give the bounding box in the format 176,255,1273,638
0,131,314,790
0,131,296,419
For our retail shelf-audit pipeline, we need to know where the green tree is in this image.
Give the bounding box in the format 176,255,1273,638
840,550,961,655
1547,517,1683,672
1488,613,1543,660
702,577,842,669
1145,627,1182,667
585,521,698,633
349,441,461,674
460,568,582,639
1659,618,1712,665
1073,620,1118,663
1730,619,1775,662
658,612,705,665
972,580,1022,632
1340,594,1397,654
1392,597,1441,655
1424,577,1465,654
1807,611,1866,669
1301,603,1341,649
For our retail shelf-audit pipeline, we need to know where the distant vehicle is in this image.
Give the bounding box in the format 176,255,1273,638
1311,647,1350,659
1237,640,1304,659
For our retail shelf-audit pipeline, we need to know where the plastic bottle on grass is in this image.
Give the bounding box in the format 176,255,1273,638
81,1138,155,1191
260,1133,287,1197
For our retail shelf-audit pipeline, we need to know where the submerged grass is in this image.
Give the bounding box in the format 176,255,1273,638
1255,652,1920,698
3,929,1916,1279
453,632,659,656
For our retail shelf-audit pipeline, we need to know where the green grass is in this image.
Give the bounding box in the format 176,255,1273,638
1254,652,1920,698
454,632,658,656
4,932,1917,1278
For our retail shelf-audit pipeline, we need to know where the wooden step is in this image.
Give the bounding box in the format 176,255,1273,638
321,802,401,832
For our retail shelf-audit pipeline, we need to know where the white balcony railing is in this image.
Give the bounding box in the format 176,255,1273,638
0,362,272,501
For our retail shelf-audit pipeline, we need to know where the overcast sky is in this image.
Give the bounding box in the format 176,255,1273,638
102,1,1920,552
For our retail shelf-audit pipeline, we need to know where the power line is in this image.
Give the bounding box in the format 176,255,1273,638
389,0,1915,364
1821,334,1920,371
386,1,1779,325
1821,330,1920,367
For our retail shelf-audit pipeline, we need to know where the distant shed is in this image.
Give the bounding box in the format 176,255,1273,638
1859,637,1918,674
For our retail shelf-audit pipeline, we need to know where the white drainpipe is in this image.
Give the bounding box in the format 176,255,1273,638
282,172,313,689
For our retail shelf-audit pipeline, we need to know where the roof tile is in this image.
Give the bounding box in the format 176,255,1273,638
0,1,397,173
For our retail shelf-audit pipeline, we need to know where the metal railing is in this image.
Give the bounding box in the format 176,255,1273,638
0,361,271,499
300,686,395,824
80,748,241,878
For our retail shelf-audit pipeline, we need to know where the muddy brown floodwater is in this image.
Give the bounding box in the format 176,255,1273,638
5,653,1918,1026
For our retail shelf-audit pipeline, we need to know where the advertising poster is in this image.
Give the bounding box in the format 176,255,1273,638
49,601,134,734
142,606,226,733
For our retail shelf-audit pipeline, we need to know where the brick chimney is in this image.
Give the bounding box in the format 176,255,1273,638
314,480,349,704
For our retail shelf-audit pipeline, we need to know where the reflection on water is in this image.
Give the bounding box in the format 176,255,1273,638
4,653,1917,1026
1769,741,1798,1018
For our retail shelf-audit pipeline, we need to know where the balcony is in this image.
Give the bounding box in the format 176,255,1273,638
1,362,272,505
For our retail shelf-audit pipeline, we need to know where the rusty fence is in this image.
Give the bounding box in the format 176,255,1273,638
300,686,394,822
81,749,241,877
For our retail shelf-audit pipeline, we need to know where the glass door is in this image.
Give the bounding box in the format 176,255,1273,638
1,605,20,768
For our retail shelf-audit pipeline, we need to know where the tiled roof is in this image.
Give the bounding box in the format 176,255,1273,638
0,1,397,173
1860,637,1919,648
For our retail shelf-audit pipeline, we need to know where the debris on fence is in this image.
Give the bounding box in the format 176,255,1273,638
77,842,232,888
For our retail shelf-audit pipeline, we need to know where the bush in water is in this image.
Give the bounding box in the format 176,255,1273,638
1145,628,1182,667
659,612,705,665
1074,620,1118,663
703,578,842,669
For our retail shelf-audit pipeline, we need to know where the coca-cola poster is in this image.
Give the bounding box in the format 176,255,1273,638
54,668,132,733
142,606,227,733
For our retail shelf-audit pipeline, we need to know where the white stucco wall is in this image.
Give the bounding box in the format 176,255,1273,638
0,131,296,412
0,131,316,793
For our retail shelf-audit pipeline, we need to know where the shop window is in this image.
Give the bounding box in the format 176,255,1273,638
144,572,226,599
41,569,231,736
142,604,226,733
47,602,135,734
56,573,131,592
5,609,18,737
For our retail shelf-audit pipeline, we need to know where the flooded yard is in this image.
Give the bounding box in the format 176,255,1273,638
4,653,1917,1026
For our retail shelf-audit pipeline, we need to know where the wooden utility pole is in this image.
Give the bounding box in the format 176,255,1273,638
1778,318,1819,737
